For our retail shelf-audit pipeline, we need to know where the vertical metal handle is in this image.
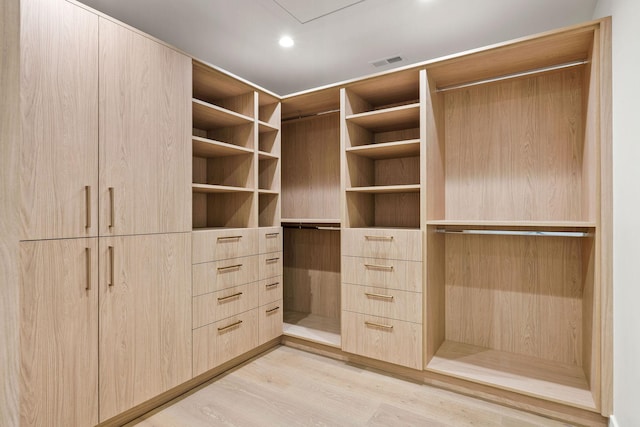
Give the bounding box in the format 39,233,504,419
108,245,114,287
85,247,91,290
85,185,91,229
108,187,114,228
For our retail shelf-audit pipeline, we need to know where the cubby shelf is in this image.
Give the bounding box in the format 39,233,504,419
346,103,420,132
258,151,279,160
346,139,420,159
346,184,420,194
258,189,279,195
192,183,254,194
192,98,254,129
258,120,279,133
192,136,254,158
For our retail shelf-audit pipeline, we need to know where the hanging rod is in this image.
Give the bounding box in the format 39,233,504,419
282,224,341,231
435,229,590,238
436,60,589,93
282,109,341,122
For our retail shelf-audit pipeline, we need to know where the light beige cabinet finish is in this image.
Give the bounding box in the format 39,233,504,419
193,309,259,376
259,227,283,254
342,311,422,370
259,276,283,306
342,255,422,292
192,228,258,264
20,0,99,241
19,238,98,427
99,233,191,421
259,252,283,279
99,18,191,236
259,300,283,345
193,283,259,329
192,255,259,297
342,283,422,323
341,228,422,261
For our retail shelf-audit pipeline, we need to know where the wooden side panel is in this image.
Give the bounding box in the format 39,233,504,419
259,301,284,345
20,0,98,240
20,239,98,427
99,18,191,236
99,233,192,421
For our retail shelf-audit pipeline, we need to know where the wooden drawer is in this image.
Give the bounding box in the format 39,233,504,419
259,252,283,279
193,309,258,376
342,283,422,323
342,256,422,292
342,228,422,261
259,227,282,254
259,300,283,344
341,311,422,370
259,276,283,306
192,283,259,329
192,255,259,297
192,228,257,264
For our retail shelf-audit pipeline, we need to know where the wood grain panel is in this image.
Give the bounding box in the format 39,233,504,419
20,238,98,426
259,252,283,280
99,233,192,421
259,193,280,227
205,192,256,228
259,300,284,345
342,256,422,293
444,233,584,366
374,193,420,228
20,0,98,240
282,113,340,220
192,283,259,329
342,283,422,323
258,227,283,254
443,68,584,222
192,256,259,297
425,227,446,364
206,153,254,188
342,228,422,261
192,228,257,263
283,228,341,320
99,18,191,236
259,276,283,306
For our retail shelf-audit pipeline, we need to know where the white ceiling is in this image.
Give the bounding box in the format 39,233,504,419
77,0,598,96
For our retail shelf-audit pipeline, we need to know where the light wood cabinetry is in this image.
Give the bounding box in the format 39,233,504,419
258,227,283,345
19,238,98,427
19,0,99,241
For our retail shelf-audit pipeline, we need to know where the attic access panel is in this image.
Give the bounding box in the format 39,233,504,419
274,0,366,23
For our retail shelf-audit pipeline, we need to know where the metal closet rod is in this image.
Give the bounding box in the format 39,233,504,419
435,229,590,238
282,224,341,231
282,109,341,122
435,59,589,93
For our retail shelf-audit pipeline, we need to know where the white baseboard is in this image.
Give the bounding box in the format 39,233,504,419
609,415,620,427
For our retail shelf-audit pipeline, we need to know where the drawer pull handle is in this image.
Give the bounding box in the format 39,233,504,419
85,247,91,290
265,233,280,238
108,187,115,229
365,235,394,241
217,292,243,302
365,292,394,300
217,264,242,272
217,235,243,241
108,246,114,287
364,263,394,271
365,321,394,330
266,257,280,263
266,282,280,289
266,306,280,314
218,320,243,332
85,185,92,229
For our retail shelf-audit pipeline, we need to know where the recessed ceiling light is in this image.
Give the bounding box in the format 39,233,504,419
279,36,294,48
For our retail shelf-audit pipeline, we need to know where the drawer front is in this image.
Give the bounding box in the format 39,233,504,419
342,256,422,292
192,255,259,296
342,284,422,323
192,228,257,264
259,252,283,279
342,228,422,261
259,300,283,344
193,309,258,376
341,311,422,370
259,276,283,306
192,283,259,329
259,227,283,254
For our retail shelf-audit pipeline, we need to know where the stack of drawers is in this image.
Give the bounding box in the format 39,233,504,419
191,227,284,377
341,228,423,370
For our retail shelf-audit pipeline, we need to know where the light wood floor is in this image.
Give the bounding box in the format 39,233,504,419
129,346,572,426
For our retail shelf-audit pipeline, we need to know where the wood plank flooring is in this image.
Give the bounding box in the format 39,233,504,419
128,346,572,426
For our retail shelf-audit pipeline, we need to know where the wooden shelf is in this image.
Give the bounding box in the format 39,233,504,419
192,183,254,194
346,139,420,159
281,218,341,225
426,220,596,228
258,151,279,160
258,189,279,195
192,136,253,158
283,311,341,348
346,103,420,132
346,184,420,194
192,99,253,130
426,341,596,411
258,120,279,133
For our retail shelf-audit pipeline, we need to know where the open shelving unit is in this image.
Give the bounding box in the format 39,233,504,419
258,92,282,228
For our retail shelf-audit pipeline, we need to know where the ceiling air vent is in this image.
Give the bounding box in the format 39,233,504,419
370,55,404,67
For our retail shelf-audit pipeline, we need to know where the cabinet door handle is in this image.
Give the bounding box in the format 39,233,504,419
218,320,242,332
265,282,280,289
266,306,280,314
217,292,243,302
266,257,280,263
217,236,242,241
108,245,114,287
364,292,394,300
217,264,242,272
85,247,91,290
365,321,394,330
108,187,114,229
265,232,279,238
365,235,394,241
364,263,394,271
85,185,91,229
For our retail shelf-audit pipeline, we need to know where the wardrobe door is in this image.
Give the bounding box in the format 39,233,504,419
99,233,191,421
99,18,191,236
20,238,98,427
20,0,98,240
